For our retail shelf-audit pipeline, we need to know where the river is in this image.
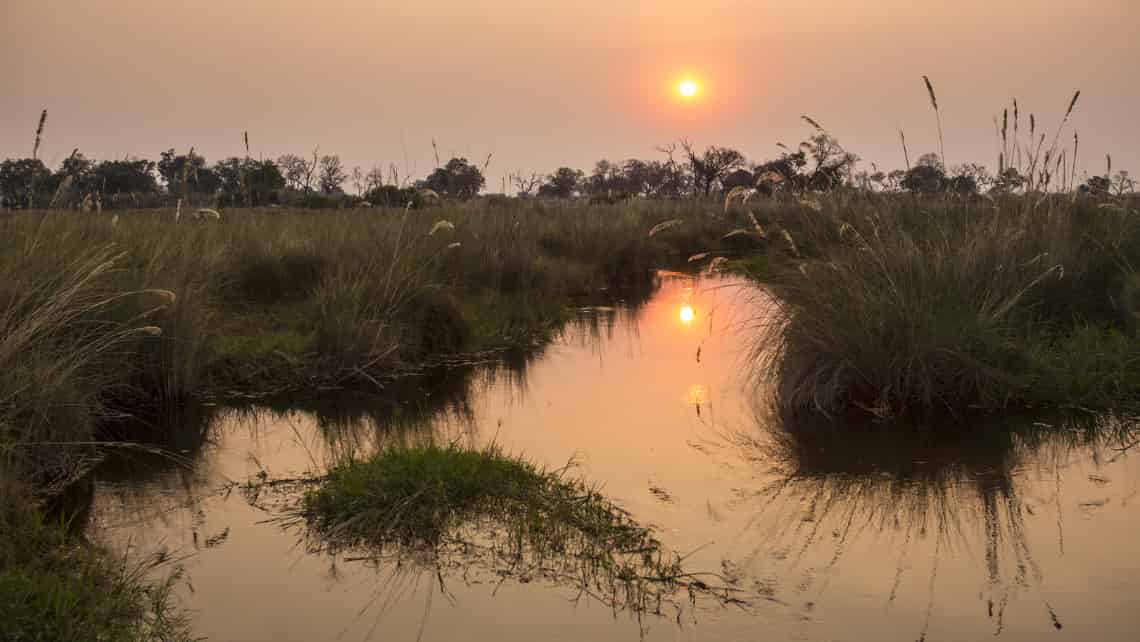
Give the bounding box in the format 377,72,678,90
86,273,1140,641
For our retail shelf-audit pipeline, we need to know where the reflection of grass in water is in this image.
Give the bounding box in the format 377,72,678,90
735,411,1139,637
286,444,742,621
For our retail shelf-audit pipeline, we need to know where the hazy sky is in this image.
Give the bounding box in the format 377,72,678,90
3,1,1137,190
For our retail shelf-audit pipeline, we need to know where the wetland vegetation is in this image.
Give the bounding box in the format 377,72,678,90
2,82,1139,639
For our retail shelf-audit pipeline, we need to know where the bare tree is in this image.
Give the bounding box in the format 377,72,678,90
681,141,745,196
511,172,542,197
277,154,308,191
350,166,365,196
318,155,347,194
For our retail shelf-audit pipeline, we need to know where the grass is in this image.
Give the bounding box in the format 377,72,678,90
0,478,192,642
0,200,741,401
743,192,1140,418
289,444,741,616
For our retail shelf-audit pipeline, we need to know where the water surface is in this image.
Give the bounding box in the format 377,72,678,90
89,274,1140,641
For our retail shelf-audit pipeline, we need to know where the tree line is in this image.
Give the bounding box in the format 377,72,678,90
1,131,1134,210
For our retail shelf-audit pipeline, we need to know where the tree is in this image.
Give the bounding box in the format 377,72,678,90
158,149,220,198
277,154,312,191
0,158,50,208
423,157,485,199
91,158,158,195
215,158,284,206
511,172,543,197
586,160,626,196
901,153,947,194
722,168,755,191
799,133,858,191
681,143,746,196
946,163,990,196
318,155,347,194
624,159,681,198
538,167,584,198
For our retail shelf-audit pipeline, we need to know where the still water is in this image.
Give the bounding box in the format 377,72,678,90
89,274,1140,641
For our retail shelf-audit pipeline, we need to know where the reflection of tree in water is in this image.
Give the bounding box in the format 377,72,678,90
733,411,1138,638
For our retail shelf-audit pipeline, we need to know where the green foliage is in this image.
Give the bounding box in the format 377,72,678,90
423,157,485,199
0,158,51,208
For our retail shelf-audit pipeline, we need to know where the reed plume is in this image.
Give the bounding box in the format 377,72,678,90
922,76,946,169
32,110,47,160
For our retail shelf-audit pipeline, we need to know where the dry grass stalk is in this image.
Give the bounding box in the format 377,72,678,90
922,76,946,169
32,110,47,160
647,218,683,238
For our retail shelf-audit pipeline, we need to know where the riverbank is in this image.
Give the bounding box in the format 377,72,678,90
733,192,1140,418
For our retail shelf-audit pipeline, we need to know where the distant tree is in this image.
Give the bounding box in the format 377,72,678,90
799,133,858,191
158,149,220,198
754,148,807,194
944,163,989,196
350,166,365,196
318,155,347,194
586,160,628,196
991,167,1025,194
538,167,584,198
511,172,543,197
1079,175,1111,197
424,157,485,199
0,158,51,208
215,158,284,206
654,143,693,198
722,168,755,191
277,154,311,191
364,184,417,207
91,158,158,195
1112,171,1136,196
901,153,947,194
616,159,668,197
681,142,746,196
58,152,95,184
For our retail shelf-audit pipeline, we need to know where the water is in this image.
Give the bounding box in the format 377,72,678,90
87,274,1140,641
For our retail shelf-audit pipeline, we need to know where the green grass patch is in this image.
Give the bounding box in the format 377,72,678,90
293,444,741,615
0,480,191,642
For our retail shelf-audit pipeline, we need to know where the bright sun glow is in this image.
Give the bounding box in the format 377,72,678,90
678,80,699,98
679,305,695,324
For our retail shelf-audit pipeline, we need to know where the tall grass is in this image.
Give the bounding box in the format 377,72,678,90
0,243,191,640
2,201,741,398
750,194,1140,418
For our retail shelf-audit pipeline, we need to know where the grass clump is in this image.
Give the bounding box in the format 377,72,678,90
753,195,1140,418
295,444,740,615
0,478,192,642
303,444,654,550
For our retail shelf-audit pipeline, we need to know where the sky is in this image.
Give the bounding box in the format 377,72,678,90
2,0,1138,191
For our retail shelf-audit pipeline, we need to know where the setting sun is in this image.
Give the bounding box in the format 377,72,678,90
678,80,699,98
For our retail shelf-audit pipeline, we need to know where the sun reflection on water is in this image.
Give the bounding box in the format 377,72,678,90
679,304,695,325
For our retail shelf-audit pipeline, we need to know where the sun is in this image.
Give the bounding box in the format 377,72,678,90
678,80,699,98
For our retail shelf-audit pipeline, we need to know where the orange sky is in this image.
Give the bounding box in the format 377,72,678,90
2,1,1137,190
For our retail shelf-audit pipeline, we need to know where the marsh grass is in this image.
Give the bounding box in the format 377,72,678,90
749,193,1140,417
2,201,741,399
0,477,192,642
275,444,743,617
